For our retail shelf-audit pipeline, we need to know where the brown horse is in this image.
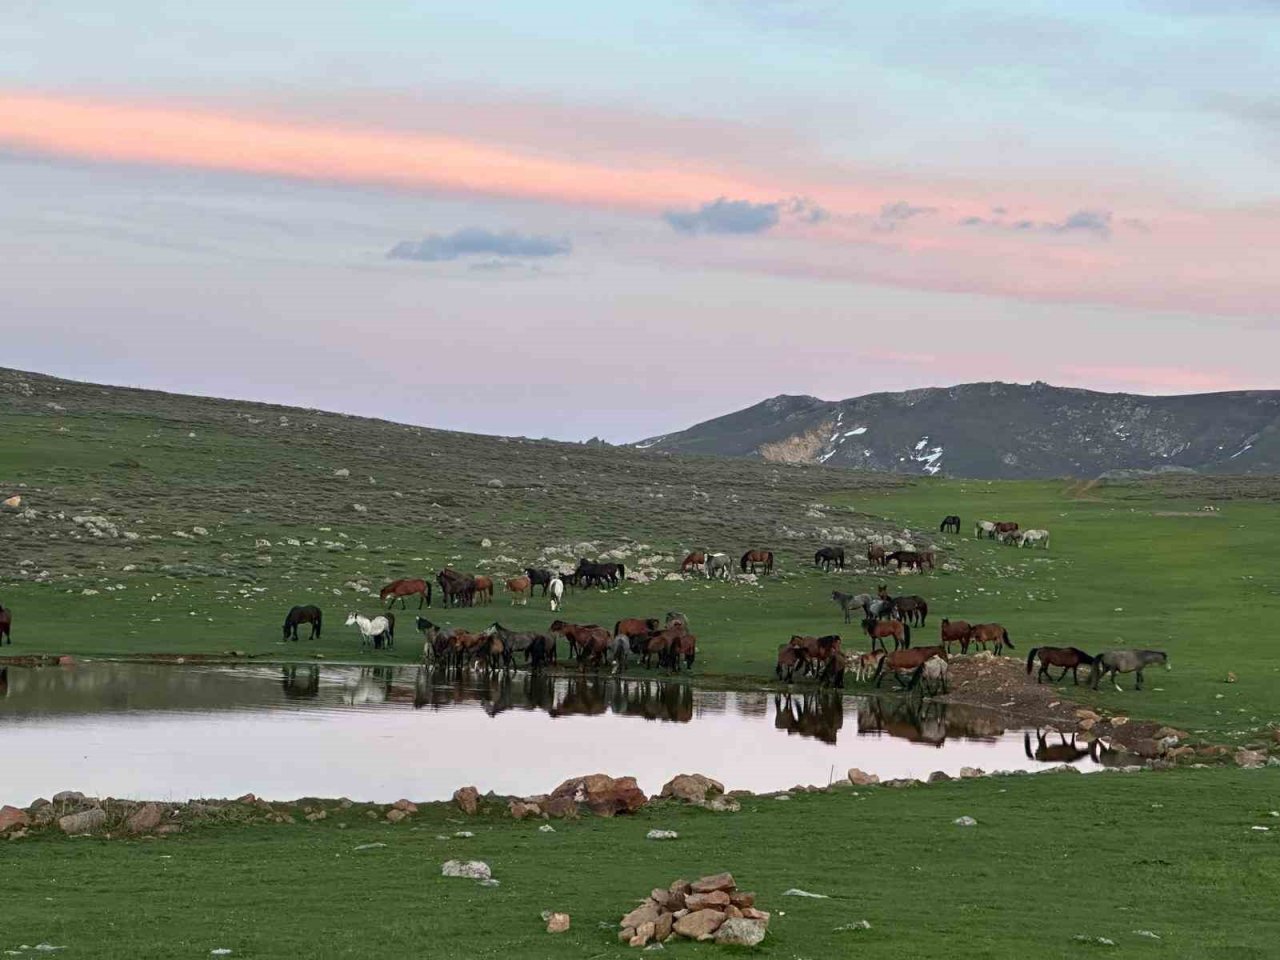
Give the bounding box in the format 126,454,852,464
505,575,532,605
473,576,494,605
669,632,697,672
615,617,660,647
969,622,1013,653
891,595,928,627
872,645,948,687
867,544,887,567
1026,646,1095,684
861,617,909,653
0,603,10,645
775,644,803,682
380,578,432,610
549,620,607,661
740,549,774,574
789,634,843,670
887,551,934,572
680,551,707,573
994,521,1019,539
437,568,475,607
939,618,972,653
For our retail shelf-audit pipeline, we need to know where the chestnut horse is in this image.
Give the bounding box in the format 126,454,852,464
505,575,532,605
775,644,803,682
380,578,432,610
867,544,887,567
1026,646,1095,684
615,617,660,645
994,521,1019,539
740,549,774,574
862,617,910,653
872,645,948,687
969,622,1013,653
549,620,607,661
680,551,707,573
939,618,972,653
473,576,494,605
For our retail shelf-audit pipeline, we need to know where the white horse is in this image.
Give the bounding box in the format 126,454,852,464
548,577,564,612
1018,528,1050,549
345,612,393,650
705,552,732,580
974,519,996,539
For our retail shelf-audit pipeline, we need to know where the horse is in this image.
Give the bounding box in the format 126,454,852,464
819,652,849,688
574,558,624,588
483,622,553,669
1026,646,1095,684
831,591,875,624
872,646,948,688
815,546,845,572
705,553,732,580
575,627,614,669
665,611,690,631
908,655,949,695
974,520,996,539
505,575,532,605
379,578,431,610
1018,528,1051,549
994,521,1019,539
0,602,10,645
775,644,803,682
680,550,707,574
524,567,555,597
862,617,909,653
789,633,843,670
851,649,884,682
867,544,887,567
549,620,608,661
939,618,972,653
669,632,697,672
281,605,322,642
605,635,631,674
345,612,394,651
548,577,565,612
437,568,475,608
1091,649,1169,691
472,575,494,605
968,623,1013,654
615,617,660,643
939,515,961,534
740,549,774,575
891,595,928,627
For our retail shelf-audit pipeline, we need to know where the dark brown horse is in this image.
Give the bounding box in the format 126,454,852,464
281,605,322,642
887,550,934,572
994,521,1019,539
615,617,660,645
680,551,707,573
814,546,845,572
789,633,843,670
873,645,948,687
549,620,607,661
775,644,803,682
939,515,961,534
866,544,887,567
891,595,928,627
380,578,432,610
1026,646,1095,684
0,603,10,645
862,617,909,653
939,618,972,653
969,622,1013,653
437,568,475,607
740,549,774,574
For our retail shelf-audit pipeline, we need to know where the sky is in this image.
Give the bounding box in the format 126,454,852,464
1,1,1278,441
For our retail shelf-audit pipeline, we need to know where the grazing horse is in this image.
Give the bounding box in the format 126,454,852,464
866,544,887,567
525,567,555,597
775,644,803,682
832,591,875,624
345,612,394,651
0,602,11,644
1091,649,1169,691
1026,646,1095,684
891,595,929,627
548,577,565,612
665,610,690,631
505,575,532,605
379,578,431,610
1017,528,1051,549
974,519,996,539
281,605,322,642
968,622,1013,653
740,549,774,574
994,521,1019,540
886,550,929,572
939,515,961,534
908,656,949,695
680,550,707,574
862,617,909,653
939,618,973,653
705,553,732,580
814,546,846,572
872,646,948,687
615,617,660,643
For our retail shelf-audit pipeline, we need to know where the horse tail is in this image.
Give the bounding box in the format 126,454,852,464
618,563,626,582
1026,648,1039,674
425,581,432,607
315,610,322,639
903,623,911,647
740,552,749,572
1002,628,1013,650
613,620,622,637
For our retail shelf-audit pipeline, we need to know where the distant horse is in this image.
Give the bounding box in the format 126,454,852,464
437,568,475,607
974,520,996,539
887,550,934,572
873,646,948,688
832,591,876,624
939,515,961,534
1026,646,1095,684
550,620,609,662
380,578,431,610
473,576,494,605
1017,528,1051,549
891,595,929,627
705,553,732,580
505,575,532,605
605,635,631,674
665,610,690,631
525,567,555,597
815,546,845,572
1091,649,1169,691
0,602,12,644
867,544,887,567
548,577,565,612
994,521,1019,540
575,558,624,588
862,617,910,653
939,618,972,653
681,551,707,574
281,605,322,642
740,549,774,574
908,656,949,695
968,622,1013,654
345,612,394,651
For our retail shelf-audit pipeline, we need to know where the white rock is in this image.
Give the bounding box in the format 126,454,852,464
954,816,978,827
646,829,678,841
442,860,492,880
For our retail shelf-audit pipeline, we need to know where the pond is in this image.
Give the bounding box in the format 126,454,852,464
0,662,1105,805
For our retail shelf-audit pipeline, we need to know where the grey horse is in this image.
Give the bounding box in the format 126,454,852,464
832,591,876,624
1090,649,1170,691
607,634,630,675
705,553,732,580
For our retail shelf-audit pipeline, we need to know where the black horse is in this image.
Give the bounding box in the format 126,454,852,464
573,558,624,588
814,546,845,572
524,567,554,597
281,605,322,642
939,515,961,534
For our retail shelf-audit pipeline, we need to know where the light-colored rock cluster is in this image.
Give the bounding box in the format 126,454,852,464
618,872,769,948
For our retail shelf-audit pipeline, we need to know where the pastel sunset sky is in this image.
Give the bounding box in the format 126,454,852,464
2,1,1278,440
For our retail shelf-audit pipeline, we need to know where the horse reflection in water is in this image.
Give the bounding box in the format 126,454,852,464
856,698,1009,747
343,666,395,706
773,692,844,744
1025,729,1114,767
280,665,320,700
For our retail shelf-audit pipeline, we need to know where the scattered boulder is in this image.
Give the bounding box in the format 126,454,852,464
545,912,571,934
453,786,480,815
620,874,765,948
125,803,164,834
959,767,985,779
699,796,741,813
660,774,724,804
548,774,647,817
847,768,880,786
691,872,736,894
1236,748,1267,769
928,771,952,783
954,816,978,827
392,799,418,813
715,918,768,947
0,806,30,833
58,808,107,835
442,860,491,881
385,809,409,823
647,830,679,841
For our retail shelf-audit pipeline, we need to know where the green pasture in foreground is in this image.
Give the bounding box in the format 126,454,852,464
5,769,1280,960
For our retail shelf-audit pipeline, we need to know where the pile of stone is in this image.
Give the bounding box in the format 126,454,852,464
618,872,769,948
477,774,647,820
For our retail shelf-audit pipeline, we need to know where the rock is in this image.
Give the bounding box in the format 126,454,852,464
1226,672,1238,683
1111,716,1129,727
538,824,556,833
548,774,646,817
1078,718,1096,731
729,891,756,908
1075,709,1100,722
847,768,880,786
959,767,985,779
654,912,674,942
686,891,731,911
646,829,679,840
453,786,480,815
53,790,87,804
385,809,409,823
543,795,578,819
352,503,368,513
741,907,770,922
305,811,327,822
545,912,571,934
333,468,350,477
0,806,30,832
715,918,768,947
954,816,978,827
621,901,663,931
690,872,736,894
509,801,541,820
480,538,492,548
125,803,164,834
673,909,725,941
441,860,491,881
619,927,636,944
660,774,725,804
669,879,692,895
58,808,107,835
392,799,418,813
699,796,740,813
486,479,504,488
1235,748,1267,769
634,920,656,946
928,771,952,783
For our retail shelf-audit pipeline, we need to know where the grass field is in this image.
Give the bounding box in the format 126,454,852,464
4,769,1280,960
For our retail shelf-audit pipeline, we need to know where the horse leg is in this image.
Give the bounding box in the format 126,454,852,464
1135,669,1144,691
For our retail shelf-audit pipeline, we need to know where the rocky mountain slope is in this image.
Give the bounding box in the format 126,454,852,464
634,382,1280,479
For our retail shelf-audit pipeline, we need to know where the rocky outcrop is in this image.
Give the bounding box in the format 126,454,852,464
548,774,647,818
453,786,480,815
618,873,767,948
659,774,724,804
